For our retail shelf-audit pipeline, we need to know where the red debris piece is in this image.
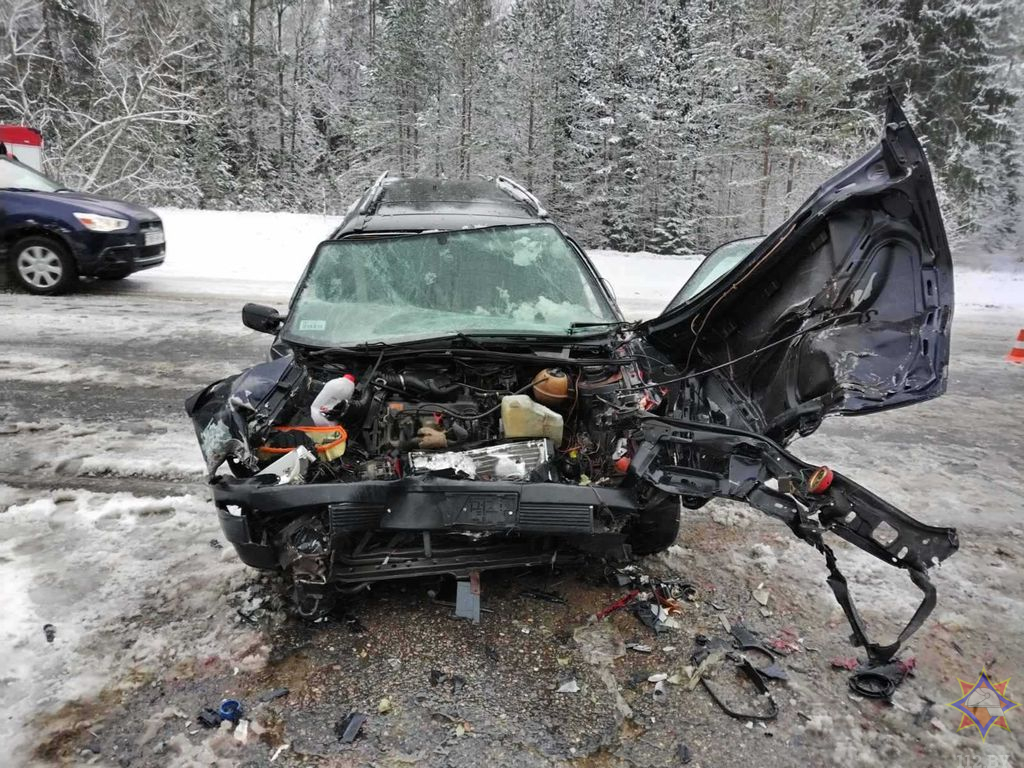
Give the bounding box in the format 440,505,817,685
769,628,801,655
831,657,859,671
596,590,640,621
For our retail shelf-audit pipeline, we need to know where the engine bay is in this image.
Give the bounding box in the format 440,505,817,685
214,340,668,491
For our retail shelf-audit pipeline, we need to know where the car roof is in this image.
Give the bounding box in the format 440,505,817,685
332,176,546,236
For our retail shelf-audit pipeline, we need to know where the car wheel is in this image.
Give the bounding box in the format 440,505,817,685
10,236,77,295
627,492,681,556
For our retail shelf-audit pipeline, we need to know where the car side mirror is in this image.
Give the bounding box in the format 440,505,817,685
242,303,285,334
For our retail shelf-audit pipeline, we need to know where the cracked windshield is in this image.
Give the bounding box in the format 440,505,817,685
284,224,617,344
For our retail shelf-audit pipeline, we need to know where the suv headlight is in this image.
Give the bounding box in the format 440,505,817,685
74,212,129,232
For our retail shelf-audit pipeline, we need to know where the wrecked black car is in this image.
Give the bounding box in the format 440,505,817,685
187,95,957,664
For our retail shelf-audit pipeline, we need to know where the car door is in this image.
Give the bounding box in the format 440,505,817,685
639,93,953,445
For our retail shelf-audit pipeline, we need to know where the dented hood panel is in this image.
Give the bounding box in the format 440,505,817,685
640,94,953,444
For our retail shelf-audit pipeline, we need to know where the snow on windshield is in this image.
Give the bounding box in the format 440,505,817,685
284,224,617,344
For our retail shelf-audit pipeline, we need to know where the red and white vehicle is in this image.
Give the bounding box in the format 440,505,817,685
0,125,43,171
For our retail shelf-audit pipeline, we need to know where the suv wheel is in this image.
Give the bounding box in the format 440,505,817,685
10,236,77,295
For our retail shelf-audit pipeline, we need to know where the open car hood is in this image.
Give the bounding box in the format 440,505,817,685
640,93,953,444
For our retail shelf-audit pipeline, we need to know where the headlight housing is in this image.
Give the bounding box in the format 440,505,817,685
74,212,129,232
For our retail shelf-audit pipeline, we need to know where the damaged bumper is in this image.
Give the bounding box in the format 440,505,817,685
631,415,959,663
213,475,637,578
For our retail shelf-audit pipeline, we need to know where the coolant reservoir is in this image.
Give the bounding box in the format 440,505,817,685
501,395,564,443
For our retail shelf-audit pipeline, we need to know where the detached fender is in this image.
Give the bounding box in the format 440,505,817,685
630,414,958,662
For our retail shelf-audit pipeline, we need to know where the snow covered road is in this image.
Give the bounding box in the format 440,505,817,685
1,216,1023,766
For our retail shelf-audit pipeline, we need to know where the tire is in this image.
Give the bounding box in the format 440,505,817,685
9,236,77,295
627,492,682,556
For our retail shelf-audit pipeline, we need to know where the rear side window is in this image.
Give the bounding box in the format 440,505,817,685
666,236,764,309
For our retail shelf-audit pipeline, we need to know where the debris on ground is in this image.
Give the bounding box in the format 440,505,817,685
593,590,640,621
913,698,936,727
625,643,653,653
42,624,56,643
701,657,778,721
218,699,242,723
233,719,250,744
768,628,802,655
831,657,859,671
271,744,290,762
196,708,221,729
377,697,392,714
847,657,916,699
751,584,770,606
519,588,567,604
557,679,580,693
258,687,290,703
653,680,667,703
676,744,693,763
334,712,367,744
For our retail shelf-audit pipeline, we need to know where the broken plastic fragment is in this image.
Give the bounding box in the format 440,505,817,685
558,679,580,693
335,712,367,743
256,446,315,485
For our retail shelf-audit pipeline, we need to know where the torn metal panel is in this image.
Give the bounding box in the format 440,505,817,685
630,414,958,663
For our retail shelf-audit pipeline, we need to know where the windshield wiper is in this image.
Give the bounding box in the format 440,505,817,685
568,320,634,333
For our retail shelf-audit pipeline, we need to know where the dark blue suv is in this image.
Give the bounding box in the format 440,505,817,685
0,156,165,294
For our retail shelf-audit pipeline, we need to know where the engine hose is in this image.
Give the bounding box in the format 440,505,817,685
374,373,462,401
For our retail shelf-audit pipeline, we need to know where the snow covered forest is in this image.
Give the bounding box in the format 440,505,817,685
0,0,1021,257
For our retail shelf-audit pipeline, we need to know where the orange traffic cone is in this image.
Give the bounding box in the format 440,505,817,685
1008,330,1024,363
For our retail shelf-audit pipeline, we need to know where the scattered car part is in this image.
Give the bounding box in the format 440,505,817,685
701,657,779,721
595,590,640,621
848,657,916,699
335,712,367,743
258,688,290,703
218,699,242,723
455,573,481,623
197,708,221,729
653,680,667,703
42,623,55,643
519,588,567,604
625,643,653,653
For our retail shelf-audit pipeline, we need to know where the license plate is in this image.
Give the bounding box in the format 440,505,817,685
440,492,519,528
144,229,165,246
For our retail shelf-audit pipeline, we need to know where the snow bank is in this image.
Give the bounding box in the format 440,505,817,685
133,209,1023,318
133,207,345,300
0,486,259,761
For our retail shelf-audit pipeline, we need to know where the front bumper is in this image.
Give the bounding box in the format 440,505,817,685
213,475,637,574
72,223,166,276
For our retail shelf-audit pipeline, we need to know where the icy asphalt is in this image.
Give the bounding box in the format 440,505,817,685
0,269,1022,768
